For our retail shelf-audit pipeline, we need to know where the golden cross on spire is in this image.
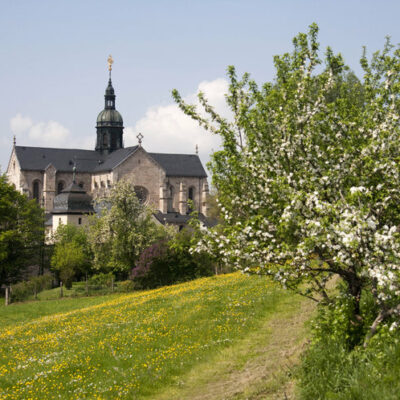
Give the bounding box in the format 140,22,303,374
107,55,114,72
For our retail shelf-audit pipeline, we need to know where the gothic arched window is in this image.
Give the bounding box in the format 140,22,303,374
188,186,195,213
33,180,40,202
168,185,174,212
188,187,195,201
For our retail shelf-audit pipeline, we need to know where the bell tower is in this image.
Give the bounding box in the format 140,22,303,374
95,55,124,154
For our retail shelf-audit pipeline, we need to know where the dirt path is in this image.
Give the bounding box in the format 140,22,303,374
153,294,315,400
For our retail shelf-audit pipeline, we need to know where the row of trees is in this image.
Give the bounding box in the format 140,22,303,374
173,23,400,346
51,180,215,289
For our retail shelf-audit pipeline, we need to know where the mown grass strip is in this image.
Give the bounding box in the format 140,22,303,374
152,290,314,400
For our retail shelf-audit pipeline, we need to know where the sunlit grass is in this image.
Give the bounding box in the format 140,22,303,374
0,273,295,399
0,294,123,328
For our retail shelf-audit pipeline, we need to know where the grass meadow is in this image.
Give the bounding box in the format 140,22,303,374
0,273,309,400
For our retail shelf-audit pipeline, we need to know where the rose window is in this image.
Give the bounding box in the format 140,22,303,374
134,186,148,204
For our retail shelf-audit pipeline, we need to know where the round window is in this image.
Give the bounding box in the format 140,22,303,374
134,186,148,204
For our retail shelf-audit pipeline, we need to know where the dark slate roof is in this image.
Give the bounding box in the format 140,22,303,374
15,145,207,177
52,182,94,214
15,146,104,173
153,211,214,227
94,146,138,172
149,153,207,177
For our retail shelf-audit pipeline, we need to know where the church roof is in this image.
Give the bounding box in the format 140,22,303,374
94,146,138,171
15,146,104,172
52,182,94,214
149,153,207,177
15,145,207,177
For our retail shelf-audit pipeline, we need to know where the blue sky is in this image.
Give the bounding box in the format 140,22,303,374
2,0,400,173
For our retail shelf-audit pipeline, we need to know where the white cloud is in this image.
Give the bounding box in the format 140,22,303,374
10,114,33,134
10,114,71,148
28,121,70,146
125,78,230,170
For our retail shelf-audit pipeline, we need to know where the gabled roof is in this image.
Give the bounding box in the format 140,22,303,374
14,145,207,177
14,145,139,173
94,146,138,172
149,153,207,177
15,146,104,173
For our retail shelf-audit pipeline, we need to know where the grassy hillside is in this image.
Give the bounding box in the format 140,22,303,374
0,273,313,400
0,294,123,327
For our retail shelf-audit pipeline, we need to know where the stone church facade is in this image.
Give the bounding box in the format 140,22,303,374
6,69,210,230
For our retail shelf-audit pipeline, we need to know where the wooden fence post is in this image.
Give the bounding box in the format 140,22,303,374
60,281,63,298
111,277,114,293
5,287,9,306
86,275,89,296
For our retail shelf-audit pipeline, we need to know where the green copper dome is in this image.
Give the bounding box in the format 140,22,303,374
96,109,123,126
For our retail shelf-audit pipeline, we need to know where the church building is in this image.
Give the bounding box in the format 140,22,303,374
6,57,210,231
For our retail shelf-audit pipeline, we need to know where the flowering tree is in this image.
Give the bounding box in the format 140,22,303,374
173,24,400,344
88,180,166,278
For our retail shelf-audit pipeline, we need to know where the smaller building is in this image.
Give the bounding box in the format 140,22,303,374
51,179,94,234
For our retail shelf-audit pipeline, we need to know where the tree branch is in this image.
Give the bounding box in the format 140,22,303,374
364,303,400,347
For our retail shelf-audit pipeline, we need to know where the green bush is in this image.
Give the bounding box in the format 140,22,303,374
132,230,214,289
298,287,400,399
88,272,115,288
11,281,34,302
11,274,53,302
310,285,380,350
32,274,53,292
118,280,136,293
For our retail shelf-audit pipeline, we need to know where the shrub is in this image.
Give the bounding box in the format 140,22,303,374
118,280,137,293
132,231,214,289
131,241,169,287
32,274,53,292
298,288,400,398
10,273,53,302
10,281,34,302
88,272,115,288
